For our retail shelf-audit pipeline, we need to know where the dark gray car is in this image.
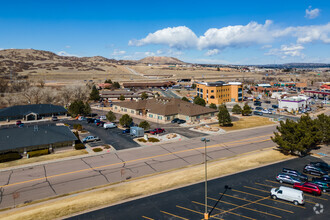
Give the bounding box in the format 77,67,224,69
282,168,308,181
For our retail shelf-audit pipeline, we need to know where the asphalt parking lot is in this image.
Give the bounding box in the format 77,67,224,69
68,156,330,220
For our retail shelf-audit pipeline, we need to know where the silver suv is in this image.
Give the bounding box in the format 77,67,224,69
276,173,302,184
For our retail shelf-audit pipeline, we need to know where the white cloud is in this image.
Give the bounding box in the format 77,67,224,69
128,26,198,49
205,49,219,56
65,45,71,48
305,6,320,19
112,49,126,55
266,44,305,58
291,23,330,44
57,51,78,57
261,45,272,49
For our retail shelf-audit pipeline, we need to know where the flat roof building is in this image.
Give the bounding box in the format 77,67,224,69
196,81,243,105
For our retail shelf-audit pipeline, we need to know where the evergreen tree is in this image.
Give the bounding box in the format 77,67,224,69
139,120,150,130
191,83,196,89
209,103,217,109
68,100,90,117
84,102,91,115
271,115,322,156
89,85,100,101
182,97,190,102
232,104,242,114
141,92,148,100
119,95,125,101
242,103,252,116
315,114,330,145
106,111,116,122
119,114,133,127
104,79,112,84
194,96,206,106
218,104,232,126
113,82,120,89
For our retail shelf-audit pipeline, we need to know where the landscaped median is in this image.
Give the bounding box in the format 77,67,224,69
0,148,293,220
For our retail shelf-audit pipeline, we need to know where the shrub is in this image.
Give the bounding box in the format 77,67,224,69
103,145,111,149
137,138,147,142
27,149,49,158
139,121,150,130
0,152,22,163
148,137,160,143
74,143,85,150
73,124,83,131
92,147,103,152
232,104,242,114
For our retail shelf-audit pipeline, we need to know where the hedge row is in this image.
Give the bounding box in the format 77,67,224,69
92,148,103,152
75,143,86,150
0,152,22,163
27,149,49,158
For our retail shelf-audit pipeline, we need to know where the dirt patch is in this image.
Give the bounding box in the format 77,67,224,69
0,149,292,220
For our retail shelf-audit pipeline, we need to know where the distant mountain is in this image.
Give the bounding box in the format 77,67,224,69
256,63,330,68
139,56,185,65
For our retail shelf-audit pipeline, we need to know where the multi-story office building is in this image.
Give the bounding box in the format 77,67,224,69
196,81,243,105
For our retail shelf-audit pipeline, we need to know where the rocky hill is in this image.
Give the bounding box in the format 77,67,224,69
139,56,185,65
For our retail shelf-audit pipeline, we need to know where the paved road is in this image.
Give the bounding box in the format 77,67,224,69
0,125,277,209
68,156,330,220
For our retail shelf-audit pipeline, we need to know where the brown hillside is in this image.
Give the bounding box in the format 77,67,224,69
139,56,185,65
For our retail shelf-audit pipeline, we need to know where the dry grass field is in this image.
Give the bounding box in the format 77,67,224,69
0,149,292,220
212,116,276,131
0,150,88,169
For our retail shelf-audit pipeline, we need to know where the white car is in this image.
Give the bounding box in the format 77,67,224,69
99,116,107,120
104,123,117,129
271,186,304,205
261,109,272,114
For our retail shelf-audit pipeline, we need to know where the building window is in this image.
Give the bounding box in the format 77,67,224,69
197,88,200,91
210,96,215,99
131,110,134,114
115,106,117,110
158,116,162,120
149,114,153,118
166,116,170,120
201,89,203,93
211,90,214,93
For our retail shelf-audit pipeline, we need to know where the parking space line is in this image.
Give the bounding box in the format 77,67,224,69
213,196,282,219
255,182,328,201
192,200,255,220
217,194,294,213
255,182,274,188
176,205,223,220
232,189,306,209
160,210,189,220
142,216,154,220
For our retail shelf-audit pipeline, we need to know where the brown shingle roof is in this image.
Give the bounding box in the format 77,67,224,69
113,98,218,117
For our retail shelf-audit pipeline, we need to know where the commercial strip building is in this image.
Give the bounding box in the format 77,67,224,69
100,90,154,100
278,95,312,112
0,104,67,121
122,81,176,89
112,98,218,123
196,81,243,105
0,125,77,154
270,82,308,89
250,84,284,94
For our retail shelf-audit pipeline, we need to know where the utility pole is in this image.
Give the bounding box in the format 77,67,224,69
201,137,210,219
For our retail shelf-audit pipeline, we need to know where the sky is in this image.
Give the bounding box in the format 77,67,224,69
0,0,329,65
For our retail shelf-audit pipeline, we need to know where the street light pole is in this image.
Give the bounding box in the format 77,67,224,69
201,137,210,220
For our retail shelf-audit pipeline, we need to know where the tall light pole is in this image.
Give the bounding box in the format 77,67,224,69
201,137,210,220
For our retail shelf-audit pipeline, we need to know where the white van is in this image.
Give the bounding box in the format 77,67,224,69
103,123,117,129
270,186,304,205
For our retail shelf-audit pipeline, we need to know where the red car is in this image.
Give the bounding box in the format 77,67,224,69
150,128,165,135
293,182,322,196
16,120,22,125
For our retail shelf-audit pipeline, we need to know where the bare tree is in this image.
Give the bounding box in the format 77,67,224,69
41,87,56,104
37,79,45,88
0,78,8,93
24,87,43,104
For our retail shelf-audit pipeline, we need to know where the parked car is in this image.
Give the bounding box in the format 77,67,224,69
309,161,330,172
270,186,304,205
261,109,272,114
312,176,330,183
150,128,165,135
16,120,22,125
51,116,58,121
254,102,262,106
255,107,263,110
99,116,107,120
78,116,87,121
82,136,100,143
96,121,106,127
311,180,330,192
276,173,302,184
104,123,117,129
265,100,271,104
94,119,101,124
268,108,275,112
282,168,308,181
87,118,95,123
303,164,327,176
122,128,130,134
253,111,263,116
272,105,279,109
18,123,24,128
293,182,322,196
177,119,186,124
171,118,180,123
